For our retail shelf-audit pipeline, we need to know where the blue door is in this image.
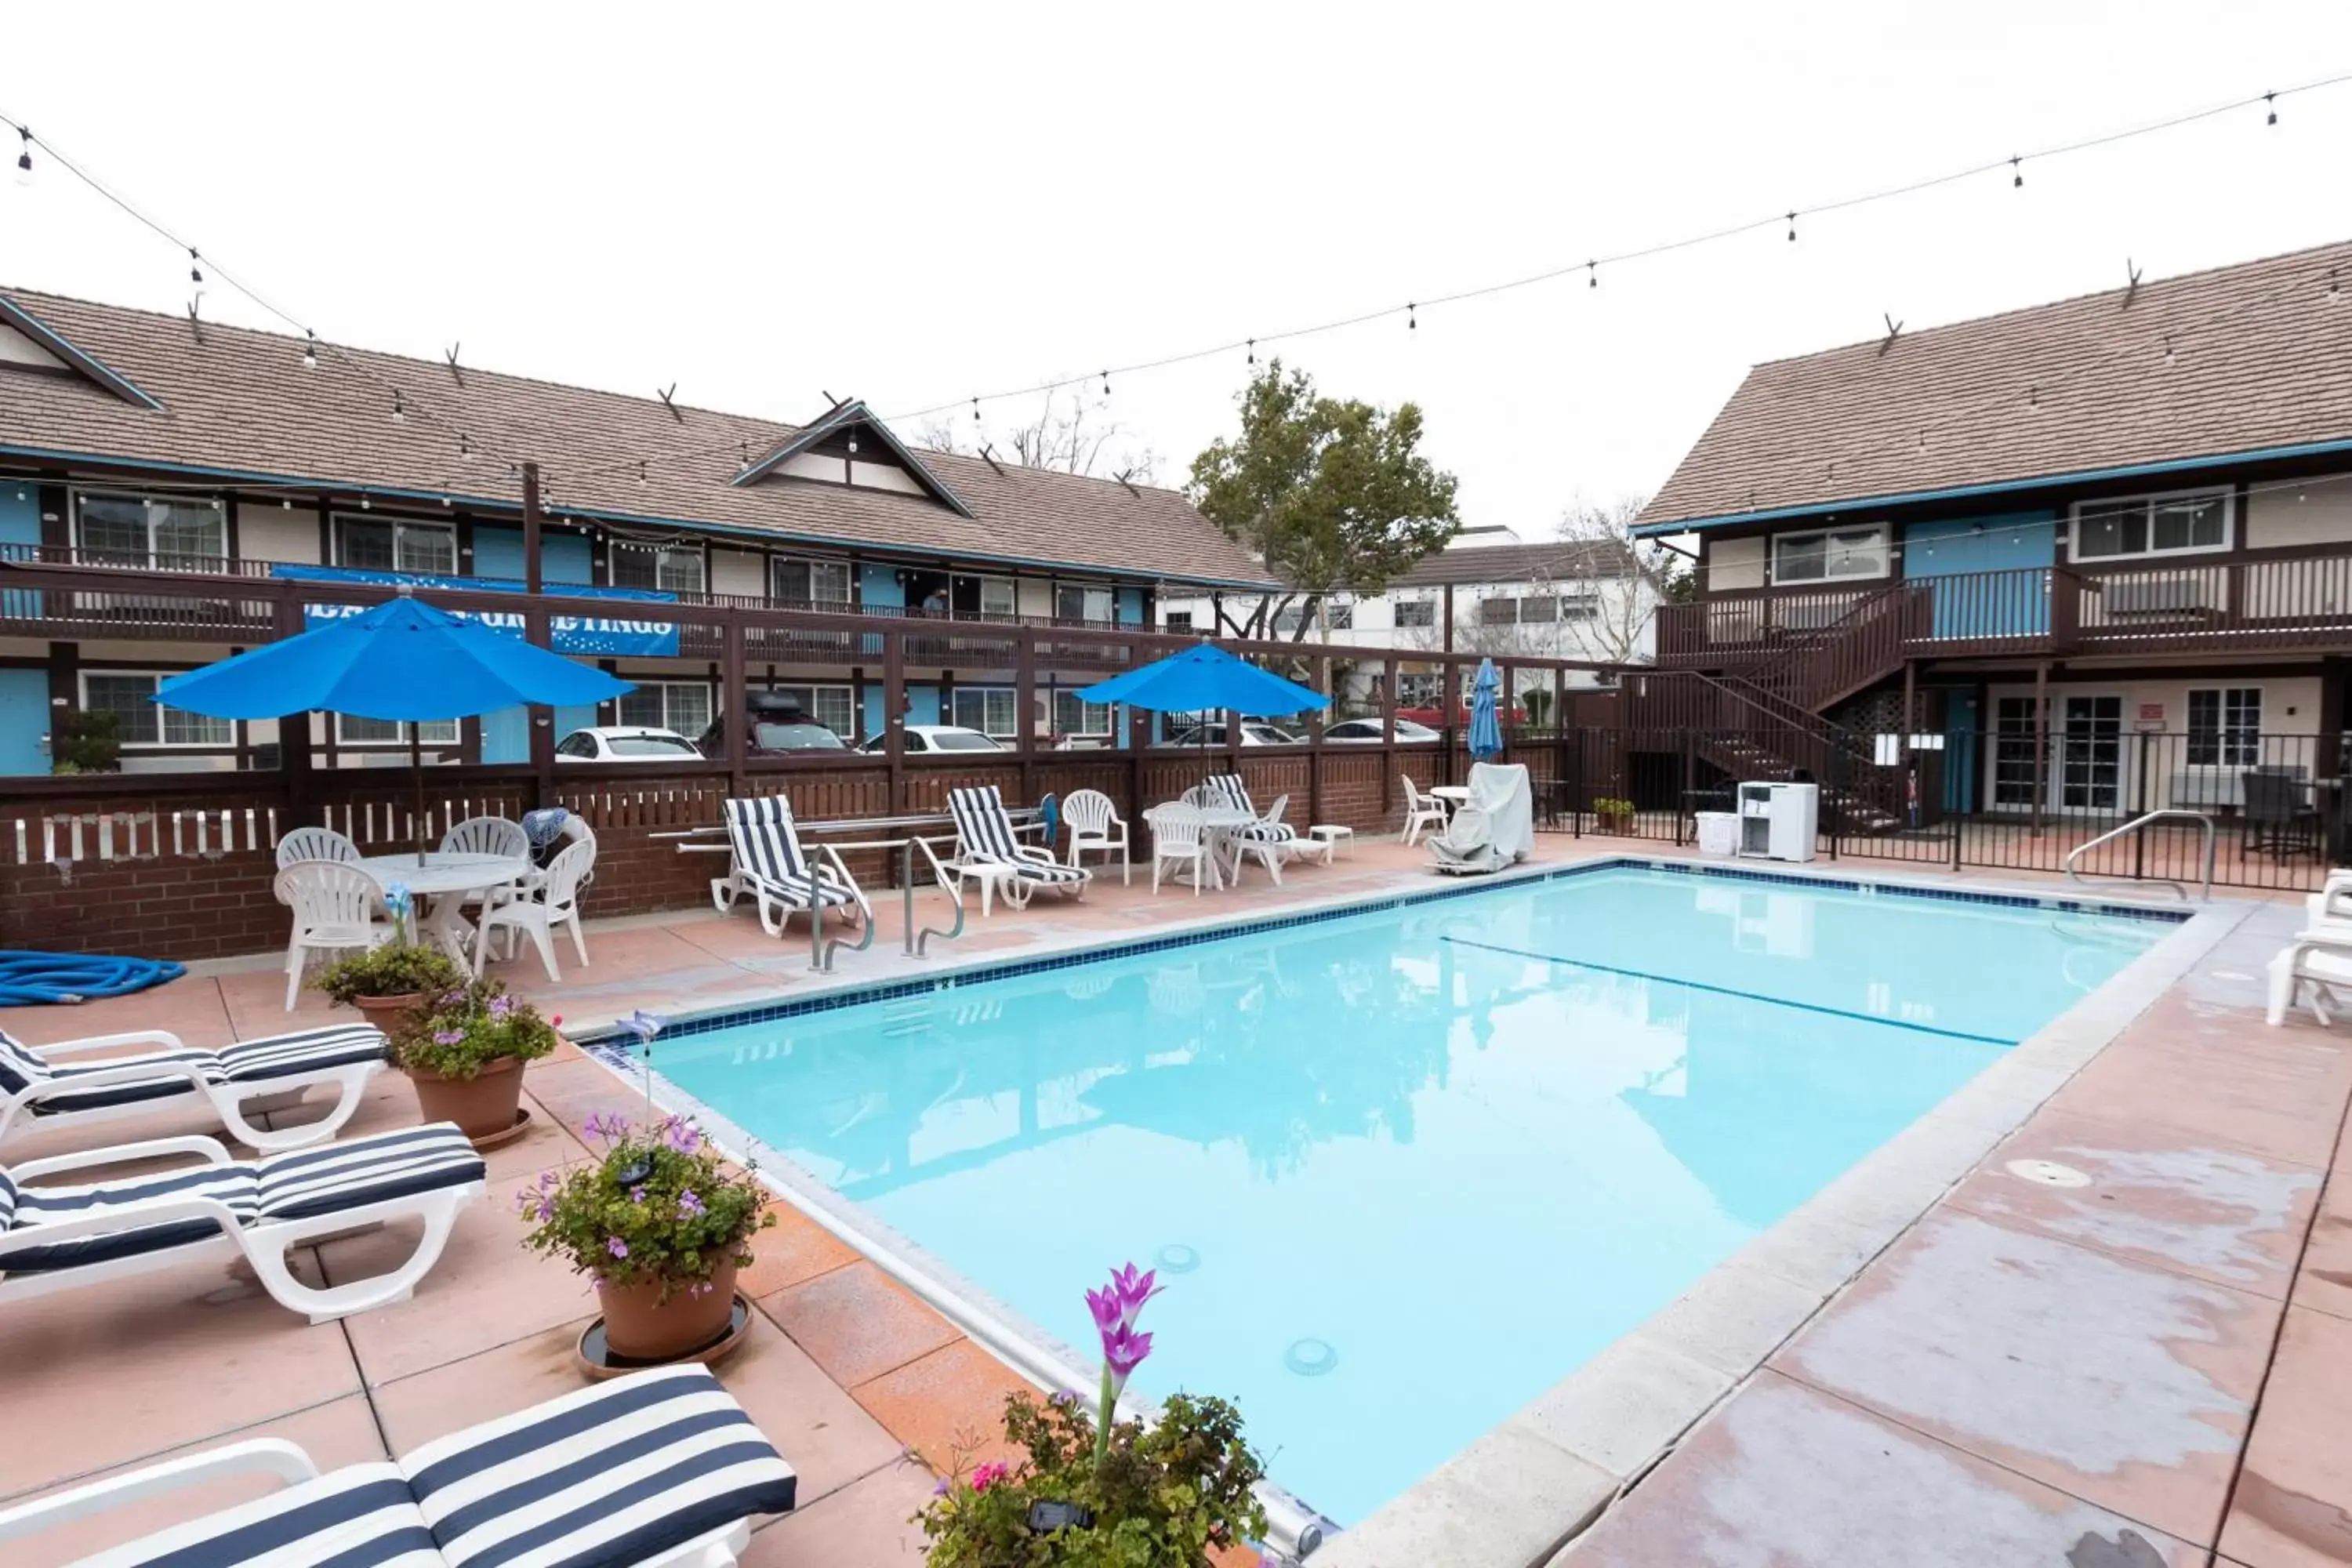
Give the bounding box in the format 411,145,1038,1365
1904,514,2056,641
1942,689,1980,815
0,484,41,623
0,668,50,775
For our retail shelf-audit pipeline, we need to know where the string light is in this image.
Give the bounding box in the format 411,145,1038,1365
971,396,981,424
1246,338,1256,365
637,460,648,485
301,330,316,370
11,126,27,186
2332,270,2343,303
1588,261,1598,289
187,248,203,285
2012,156,2024,188
1102,369,1111,394
458,432,470,459
390,391,405,423
359,494,372,511
2267,91,2278,125
2028,384,2040,411
1407,303,1417,330
1786,212,1797,242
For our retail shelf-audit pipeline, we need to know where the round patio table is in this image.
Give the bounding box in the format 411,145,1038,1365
1195,807,1260,890
358,851,533,964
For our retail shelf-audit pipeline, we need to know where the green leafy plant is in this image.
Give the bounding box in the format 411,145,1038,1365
314,942,465,1006
391,979,561,1078
517,1112,774,1302
1592,797,1635,815
51,709,122,774
919,1263,1267,1566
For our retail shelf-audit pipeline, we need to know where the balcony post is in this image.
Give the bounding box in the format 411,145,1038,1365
521,463,556,799
2031,659,2049,836
273,586,311,818
1308,653,1329,826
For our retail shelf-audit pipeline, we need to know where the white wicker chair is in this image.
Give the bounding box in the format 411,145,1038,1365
275,862,393,1011
1062,789,1131,884
275,826,359,869
1145,804,1210,897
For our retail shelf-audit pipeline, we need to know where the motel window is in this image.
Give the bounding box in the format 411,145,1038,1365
1053,691,1115,736
970,577,1018,619
773,557,851,605
2187,687,2262,768
1326,602,1354,630
951,686,1022,739
336,715,462,746
616,681,714,737
1771,525,1889,584
609,542,706,595
2071,490,2230,561
1272,604,1308,633
1393,599,1436,629
1560,591,1600,622
1477,596,1517,626
1479,595,1563,626
74,492,228,567
79,671,233,747
1165,610,1195,633
763,683,855,738
1054,583,1114,622
334,515,457,575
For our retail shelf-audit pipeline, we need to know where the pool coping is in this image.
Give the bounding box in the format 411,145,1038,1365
573,853,2238,1566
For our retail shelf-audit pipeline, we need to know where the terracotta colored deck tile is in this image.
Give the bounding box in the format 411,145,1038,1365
2218,1306,2352,1567
759,1261,961,1389
322,1202,599,1385
0,975,233,1048
738,1457,937,1566
216,969,350,1038
0,1260,359,1500
520,1054,651,1146
0,1394,386,1564
2046,1030,2352,1170
1771,1207,2274,1546
736,1203,862,1298
2291,1174,2352,1322
849,1338,1031,1476
1945,1107,2323,1299
372,1312,904,1511
1569,1372,2205,1566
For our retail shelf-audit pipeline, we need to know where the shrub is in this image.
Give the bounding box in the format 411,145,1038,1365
392,979,561,1077
314,942,465,1006
517,1112,773,1302
1592,797,1636,816
50,709,122,775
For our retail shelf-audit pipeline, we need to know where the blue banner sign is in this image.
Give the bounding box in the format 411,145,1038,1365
268,564,681,657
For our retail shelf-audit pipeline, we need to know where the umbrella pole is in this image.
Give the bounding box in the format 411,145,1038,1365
412,726,428,862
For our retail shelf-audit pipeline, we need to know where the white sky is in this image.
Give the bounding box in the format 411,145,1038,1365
5,2,2350,539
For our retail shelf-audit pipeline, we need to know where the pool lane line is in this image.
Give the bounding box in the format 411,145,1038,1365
1439,935,2019,1047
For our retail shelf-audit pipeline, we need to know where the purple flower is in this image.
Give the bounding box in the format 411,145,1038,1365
629,1186,645,1205
433,1028,465,1047
512,1187,538,1214
1101,1324,1152,1396
1048,1388,1079,1408
932,1477,952,1497
535,1200,554,1223
663,1120,701,1153
583,1112,629,1144
487,993,515,1022
1083,1284,1123,1338
537,1171,558,1191
1105,1262,1161,1329
679,1189,706,1218
606,1236,629,1259
689,1279,713,1298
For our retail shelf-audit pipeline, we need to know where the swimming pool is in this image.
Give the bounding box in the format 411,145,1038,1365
634,862,2175,1526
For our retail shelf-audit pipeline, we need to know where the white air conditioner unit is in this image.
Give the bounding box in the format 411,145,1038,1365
1737,782,1818,863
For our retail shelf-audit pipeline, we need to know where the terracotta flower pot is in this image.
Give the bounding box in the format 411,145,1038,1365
405,1054,526,1143
597,1258,740,1361
353,992,430,1030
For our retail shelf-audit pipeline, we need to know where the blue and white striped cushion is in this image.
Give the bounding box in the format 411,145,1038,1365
724,797,809,887
949,788,1084,884
256,1123,485,1222
2,1160,260,1274
1205,775,1254,814
0,1028,223,1115
404,1367,797,1568
82,1463,439,1568
218,1024,390,1083
1232,819,1297,843
1008,858,1087,884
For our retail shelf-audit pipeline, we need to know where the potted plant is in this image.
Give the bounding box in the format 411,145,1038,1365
1593,796,1637,834
392,979,561,1144
50,708,122,774
518,1111,775,1361
314,884,465,1029
918,1264,1267,1566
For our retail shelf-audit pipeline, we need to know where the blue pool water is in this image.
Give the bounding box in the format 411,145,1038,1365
648,866,2169,1524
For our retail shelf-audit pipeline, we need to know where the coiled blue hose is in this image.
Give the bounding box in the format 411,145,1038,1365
0,952,187,1007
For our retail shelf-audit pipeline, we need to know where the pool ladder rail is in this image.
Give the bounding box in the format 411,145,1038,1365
2062,809,2215,903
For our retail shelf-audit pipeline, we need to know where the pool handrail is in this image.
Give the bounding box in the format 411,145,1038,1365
2063,808,2214,902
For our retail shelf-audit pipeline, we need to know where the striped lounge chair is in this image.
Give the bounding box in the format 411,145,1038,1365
0,1022,388,1152
946,786,1090,914
0,1121,485,1323
0,1365,797,1567
1203,775,1298,886
714,797,871,940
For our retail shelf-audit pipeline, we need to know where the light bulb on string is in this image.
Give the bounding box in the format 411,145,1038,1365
1407,303,1417,330
847,433,859,455
1588,261,1598,289
390,392,405,423
187,249,203,285
12,127,29,186
2331,270,2342,304
458,433,470,460
1247,338,1256,366
1786,212,1797,242
972,396,981,424
359,494,372,511
2266,91,2278,125
2011,157,2023,189
301,331,317,370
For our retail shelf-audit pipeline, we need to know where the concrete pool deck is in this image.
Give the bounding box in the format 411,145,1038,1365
1,835,2346,1565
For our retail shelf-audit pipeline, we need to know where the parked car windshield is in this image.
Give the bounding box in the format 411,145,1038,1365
751,720,846,752
608,735,701,757
931,731,1003,751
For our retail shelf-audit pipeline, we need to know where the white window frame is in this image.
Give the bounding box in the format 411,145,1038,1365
2186,686,2263,768
329,512,459,576
1393,598,1437,630
2067,486,2234,564
615,680,715,736
333,714,461,747
1164,610,1195,633
967,575,1018,619
78,669,234,748
772,556,852,605
1051,691,1116,736
71,490,229,567
761,682,856,738
608,541,707,595
950,685,1021,739
1770,524,1890,586
1053,583,1115,623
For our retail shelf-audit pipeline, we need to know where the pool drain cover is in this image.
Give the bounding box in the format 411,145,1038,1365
2005,1158,2092,1189
1285,1338,1338,1377
1156,1243,1200,1274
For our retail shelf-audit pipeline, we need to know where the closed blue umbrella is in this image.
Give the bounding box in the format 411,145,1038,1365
1468,658,1504,761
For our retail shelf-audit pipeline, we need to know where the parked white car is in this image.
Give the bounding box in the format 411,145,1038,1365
1323,717,1442,745
554,726,703,762
1162,721,1299,748
858,724,1006,754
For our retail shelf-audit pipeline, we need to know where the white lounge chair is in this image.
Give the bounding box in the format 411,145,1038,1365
2305,869,2352,929
1063,788,1131,884
276,861,395,1011
2267,928,2352,1025
1201,775,1298,886
0,1022,387,1152
1401,776,1450,846
274,826,359,869
0,1121,485,1323
1145,804,1210,896
0,1365,797,1567
946,786,1090,913
474,837,595,981
716,796,870,938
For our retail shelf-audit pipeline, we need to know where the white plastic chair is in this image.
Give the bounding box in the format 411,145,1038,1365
275,826,358,869
1401,776,1450,846
1146,804,1210,897
1062,789,1130,884
2267,926,2352,1025
440,815,530,860
475,839,593,981
275,862,393,1011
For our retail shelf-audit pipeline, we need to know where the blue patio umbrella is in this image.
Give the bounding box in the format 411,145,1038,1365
158,595,633,853
1468,658,1504,761
1073,642,1329,717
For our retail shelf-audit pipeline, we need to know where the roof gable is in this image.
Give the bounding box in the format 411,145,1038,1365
0,295,164,411
731,399,974,517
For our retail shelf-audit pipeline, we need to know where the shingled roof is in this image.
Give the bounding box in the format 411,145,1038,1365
0,288,1276,589
1383,539,1639,588
1635,238,2352,533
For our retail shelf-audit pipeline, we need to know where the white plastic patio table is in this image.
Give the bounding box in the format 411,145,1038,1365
1430,786,1470,807
1196,807,1258,890
358,851,532,962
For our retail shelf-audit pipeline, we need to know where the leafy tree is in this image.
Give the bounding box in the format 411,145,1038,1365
1188,361,1460,640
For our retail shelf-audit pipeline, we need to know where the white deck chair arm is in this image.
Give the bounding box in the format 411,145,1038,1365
2292,926,2352,949
16,1029,191,1059
0,1192,251,1260
7,1133,237,1182
0,1438,318,1547
1012,844,1060,867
